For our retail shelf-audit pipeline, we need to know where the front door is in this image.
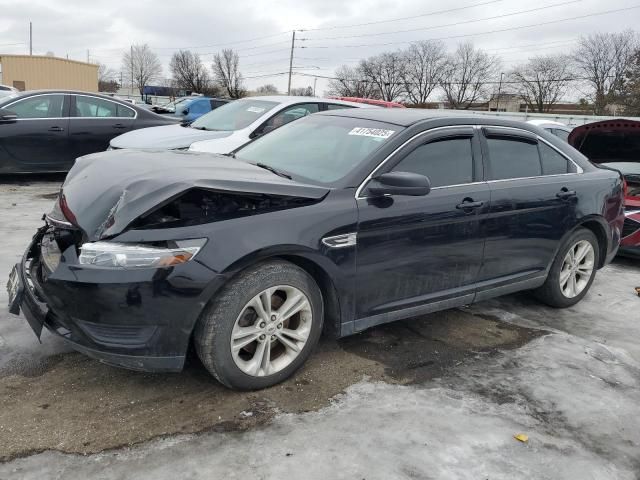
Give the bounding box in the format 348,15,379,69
0,93,70,172
354,127,489,330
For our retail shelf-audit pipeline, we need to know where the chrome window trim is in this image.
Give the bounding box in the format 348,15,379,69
73,93,138,120
355,125,473,199
3,93,69,119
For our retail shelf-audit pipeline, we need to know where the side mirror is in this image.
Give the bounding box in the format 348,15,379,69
368,172,431,197
0,109,17,122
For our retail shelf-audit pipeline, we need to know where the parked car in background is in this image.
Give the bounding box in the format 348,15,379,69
9,109,624,390
527,119,573,142
150,97,190,114
0,90,180,173
171,97,230,122
329,96,406,108
0,84,19,99
569,119,640,256
110,96,373,152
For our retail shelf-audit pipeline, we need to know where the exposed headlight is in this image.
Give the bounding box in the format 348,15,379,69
78,239,206,268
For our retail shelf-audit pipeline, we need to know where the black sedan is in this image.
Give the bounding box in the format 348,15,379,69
0,90,179,174
8,109,625,390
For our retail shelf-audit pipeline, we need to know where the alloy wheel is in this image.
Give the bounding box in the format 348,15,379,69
230,285,313,377
559,239,595,298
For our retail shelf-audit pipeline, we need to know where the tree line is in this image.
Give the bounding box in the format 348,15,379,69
98,30,640,116
327,30,640,115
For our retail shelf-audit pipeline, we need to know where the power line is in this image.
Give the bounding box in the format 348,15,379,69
301,0,581,41
297,0,504,32
299,5,640,49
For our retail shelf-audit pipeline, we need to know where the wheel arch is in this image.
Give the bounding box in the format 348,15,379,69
576,216,609,269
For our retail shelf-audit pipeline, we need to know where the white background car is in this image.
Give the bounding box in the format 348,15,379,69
0,84,19,99
526,119,573,142
109,96,375,152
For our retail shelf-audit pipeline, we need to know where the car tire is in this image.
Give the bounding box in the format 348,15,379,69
194,260,323,390
534,227,600,308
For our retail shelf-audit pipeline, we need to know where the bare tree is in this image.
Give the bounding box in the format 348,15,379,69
402,40,447,106
255,84,279,95
509,55,573,112
97,62,118,92
573,31,638,115
327,64,380,98
290,86,314,96
361,52,406,102
121,44,162,95
440,42,500,109
622,48,640,115
170,50,211,93
213,49,246,98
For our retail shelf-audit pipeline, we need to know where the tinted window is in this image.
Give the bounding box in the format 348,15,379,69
392,138,474,187
75,96,120,117
326,103,356,110
191,99,279,131
117,104,135,118
539,142,575,175
551,128,570,142
261,103,320,132
189,100,209,114
8,95,64,118
236,115,399,185
486,138,541,180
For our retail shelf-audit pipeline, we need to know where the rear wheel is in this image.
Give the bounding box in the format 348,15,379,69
194,260,323,390
534,228,599,308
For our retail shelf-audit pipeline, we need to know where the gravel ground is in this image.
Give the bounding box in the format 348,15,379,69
0,177,638,479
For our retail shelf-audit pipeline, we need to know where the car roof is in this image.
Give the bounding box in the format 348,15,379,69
314,107,570,131
240,95,378,109
1,89,139,106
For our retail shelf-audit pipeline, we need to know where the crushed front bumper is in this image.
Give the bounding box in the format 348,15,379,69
7,225,223,372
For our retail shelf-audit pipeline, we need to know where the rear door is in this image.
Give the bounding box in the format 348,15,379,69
477,126,581,296
69,95,136,163
0,93,70,172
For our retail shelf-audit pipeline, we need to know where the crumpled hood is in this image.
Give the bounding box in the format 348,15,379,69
62,150,329,240
109,124,233,149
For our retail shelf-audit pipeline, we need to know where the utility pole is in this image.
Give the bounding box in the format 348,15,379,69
130,45,134,97
313,77,317,96
495,72,504,112
29,22,32,55
86,49,90,63
287,30,296,95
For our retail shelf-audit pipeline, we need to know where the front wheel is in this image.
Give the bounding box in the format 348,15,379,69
194,260,323,390
534,228,599,308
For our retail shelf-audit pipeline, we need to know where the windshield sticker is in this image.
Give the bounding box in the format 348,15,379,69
247,106,266,113
348,127,395,139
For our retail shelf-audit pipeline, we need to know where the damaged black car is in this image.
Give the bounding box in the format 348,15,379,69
8,109,625,390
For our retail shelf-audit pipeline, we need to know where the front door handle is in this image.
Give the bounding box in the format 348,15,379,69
112,123,127,129
456,198,484,210
556,189,577,199
48,126,64,132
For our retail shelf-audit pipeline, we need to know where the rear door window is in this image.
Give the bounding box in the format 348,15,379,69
486,137,541,180
539,142,576,174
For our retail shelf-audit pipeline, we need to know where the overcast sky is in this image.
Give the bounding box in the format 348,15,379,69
0,0,639,96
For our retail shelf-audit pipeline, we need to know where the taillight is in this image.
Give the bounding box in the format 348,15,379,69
59,194,78,226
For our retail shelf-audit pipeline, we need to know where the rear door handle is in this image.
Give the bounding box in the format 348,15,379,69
112,123,127,129
48,126,64,132
556,189,576,199
456,199,484,210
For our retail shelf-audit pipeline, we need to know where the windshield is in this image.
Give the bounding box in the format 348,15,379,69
191,99,278,131
235,115,400,184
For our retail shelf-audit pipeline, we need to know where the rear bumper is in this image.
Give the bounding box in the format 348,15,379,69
12,226,226,373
